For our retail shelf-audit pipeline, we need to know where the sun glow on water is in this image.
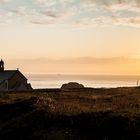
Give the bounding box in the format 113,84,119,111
27,74,140,89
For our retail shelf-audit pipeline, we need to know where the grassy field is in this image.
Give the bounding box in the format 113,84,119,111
0,87,140,140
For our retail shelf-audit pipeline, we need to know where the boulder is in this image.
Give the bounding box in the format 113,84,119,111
61,82,84,89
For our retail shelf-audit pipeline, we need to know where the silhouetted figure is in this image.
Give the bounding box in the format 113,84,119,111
0,59,4,72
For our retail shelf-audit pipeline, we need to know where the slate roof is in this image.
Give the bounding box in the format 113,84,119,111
0,70,27,83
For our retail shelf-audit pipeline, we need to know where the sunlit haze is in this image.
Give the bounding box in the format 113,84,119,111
1,0,140,75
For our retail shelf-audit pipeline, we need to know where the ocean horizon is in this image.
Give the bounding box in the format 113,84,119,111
26,74,140,89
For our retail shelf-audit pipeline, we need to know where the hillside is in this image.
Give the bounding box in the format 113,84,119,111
0,87,140,140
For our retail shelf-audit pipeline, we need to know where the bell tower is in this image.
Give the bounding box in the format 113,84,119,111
0,59,4,72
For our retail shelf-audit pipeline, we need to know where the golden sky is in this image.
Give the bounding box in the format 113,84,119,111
1,0,140,74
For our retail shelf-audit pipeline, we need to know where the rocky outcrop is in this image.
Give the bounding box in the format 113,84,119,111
61,82,84,90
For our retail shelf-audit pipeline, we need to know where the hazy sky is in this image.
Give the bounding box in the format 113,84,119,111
1,0,140,74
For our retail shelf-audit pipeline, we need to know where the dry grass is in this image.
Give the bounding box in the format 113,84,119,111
0,87,140,116
0,87,140,140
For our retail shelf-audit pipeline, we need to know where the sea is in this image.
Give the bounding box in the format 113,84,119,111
26,74,140,89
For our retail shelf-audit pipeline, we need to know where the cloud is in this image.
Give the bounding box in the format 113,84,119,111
0,0,70,25
115,17,140,27
12,57,135,65
73,0,140,28
84,0,140,12
41,11,60,18
75,16,140,28
0,0,140,28
7,57,140,74
0,0,10,2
